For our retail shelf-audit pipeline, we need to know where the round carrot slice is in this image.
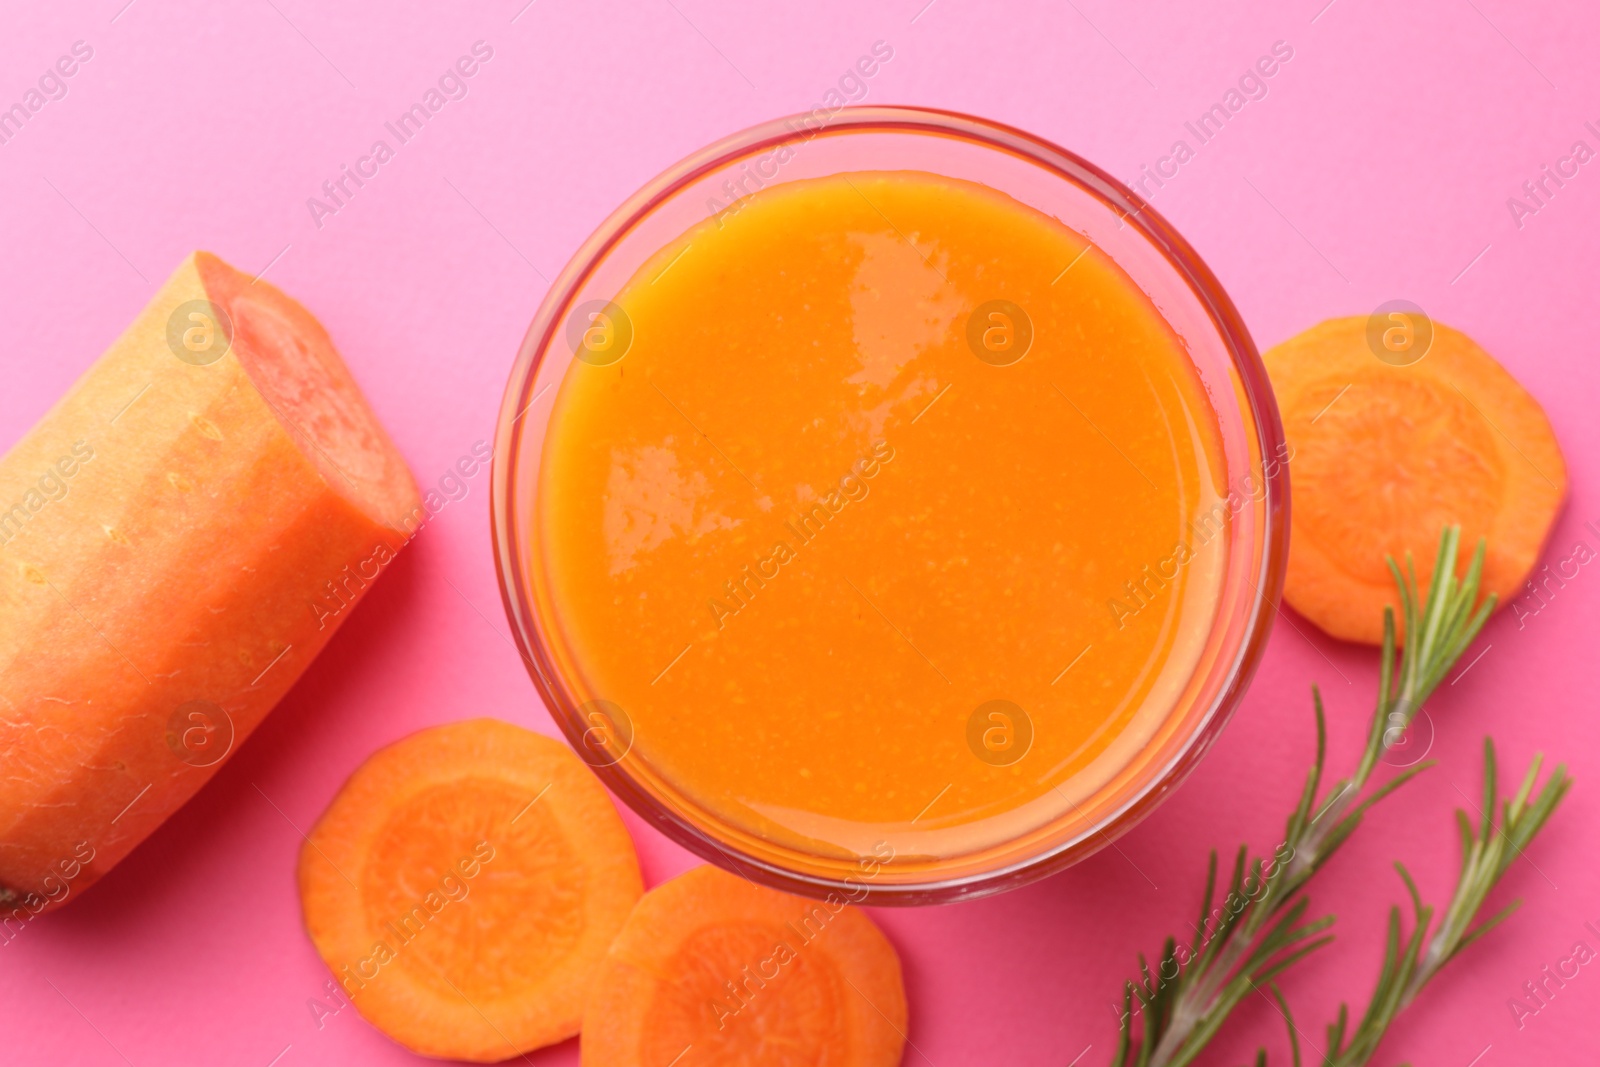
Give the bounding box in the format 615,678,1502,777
581,865,906,1067
1265,316,1566,644
298,718,642,1061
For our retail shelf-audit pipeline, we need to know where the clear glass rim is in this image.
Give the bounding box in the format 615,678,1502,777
489,105,1289,905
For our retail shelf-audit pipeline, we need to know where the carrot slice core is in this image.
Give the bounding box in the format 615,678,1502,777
644,921,851,1063
357,780,584,1003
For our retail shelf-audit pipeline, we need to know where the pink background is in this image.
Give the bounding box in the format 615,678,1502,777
3,0,1597,1063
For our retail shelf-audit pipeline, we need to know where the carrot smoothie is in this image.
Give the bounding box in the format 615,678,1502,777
534,171,1230,870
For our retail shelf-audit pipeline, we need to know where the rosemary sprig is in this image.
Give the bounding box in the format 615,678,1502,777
1112,528,1496,1067
1317,739,1570,1067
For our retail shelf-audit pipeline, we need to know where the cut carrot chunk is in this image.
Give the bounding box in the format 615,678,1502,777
298,718,643,1061
581,865,906,1067
1264,317,1566,644
0,252,419,919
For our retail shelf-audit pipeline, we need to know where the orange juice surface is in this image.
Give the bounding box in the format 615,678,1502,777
536,171,1229,869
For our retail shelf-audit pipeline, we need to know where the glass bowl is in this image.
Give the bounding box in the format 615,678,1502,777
490,106,1288,905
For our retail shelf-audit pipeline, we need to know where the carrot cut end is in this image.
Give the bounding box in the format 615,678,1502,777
194,251,421,533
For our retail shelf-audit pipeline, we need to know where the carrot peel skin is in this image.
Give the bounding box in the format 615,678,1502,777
0,252,420,914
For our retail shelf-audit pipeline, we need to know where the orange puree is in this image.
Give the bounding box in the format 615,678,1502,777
536,171,1229,867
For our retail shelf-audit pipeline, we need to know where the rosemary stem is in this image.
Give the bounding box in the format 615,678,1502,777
1118,530,1497,1067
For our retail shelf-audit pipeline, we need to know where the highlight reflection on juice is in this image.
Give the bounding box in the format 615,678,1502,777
535,171,1229,871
